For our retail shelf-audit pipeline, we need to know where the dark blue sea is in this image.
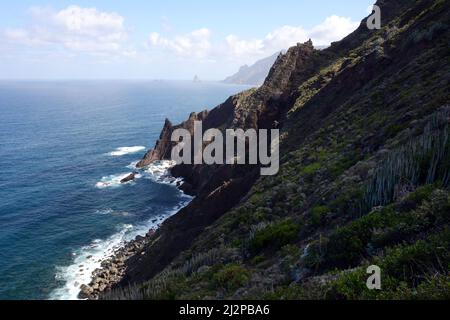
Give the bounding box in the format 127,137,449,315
0,80,247,300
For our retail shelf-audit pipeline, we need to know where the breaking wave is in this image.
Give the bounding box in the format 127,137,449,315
109,146,146,157
48,201,190,300
143,160,183,186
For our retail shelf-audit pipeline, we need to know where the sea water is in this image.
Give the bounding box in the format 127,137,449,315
0,80,248,299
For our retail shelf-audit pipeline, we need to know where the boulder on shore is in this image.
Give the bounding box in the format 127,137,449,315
121,172,138,184
78,284,93,299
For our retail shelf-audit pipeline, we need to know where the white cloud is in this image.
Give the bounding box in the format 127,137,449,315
223,25,309,58
4,28,30,43
53,6,124,35
3,5,132,56
2,8,361,78
308,15,360,46
148,28,212,59
225,15,359,61
225,35,264,57
146,15,359,65
366,5,376,14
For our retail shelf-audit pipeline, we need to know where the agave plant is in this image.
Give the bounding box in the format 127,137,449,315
364,106,450,209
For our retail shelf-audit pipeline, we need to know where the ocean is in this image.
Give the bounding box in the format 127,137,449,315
0,80,248,300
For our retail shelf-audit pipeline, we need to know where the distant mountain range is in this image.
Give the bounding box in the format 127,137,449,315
222,46,328,86
222,52,281,86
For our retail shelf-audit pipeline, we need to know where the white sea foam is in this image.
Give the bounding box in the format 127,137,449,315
96,159,179,189
95,209,130,217
50,224,133,300
50,155,192,300
49,200,191,300
144,160,183,186
109,146,146,157
95,208,114,215
95,172,141,189
126,160,139,169
126,159,181,185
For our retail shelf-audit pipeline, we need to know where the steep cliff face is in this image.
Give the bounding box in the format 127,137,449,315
114,40,319,286
105,0,450,300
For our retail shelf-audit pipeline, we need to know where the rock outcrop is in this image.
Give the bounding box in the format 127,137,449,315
120,172,138,184
136,119,174,168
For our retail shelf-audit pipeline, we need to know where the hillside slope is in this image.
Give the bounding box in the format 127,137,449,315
103,0,450,300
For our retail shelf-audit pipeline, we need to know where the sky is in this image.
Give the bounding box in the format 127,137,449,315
0,0,375,80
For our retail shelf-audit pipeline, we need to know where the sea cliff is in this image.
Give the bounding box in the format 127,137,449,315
83,0,450,300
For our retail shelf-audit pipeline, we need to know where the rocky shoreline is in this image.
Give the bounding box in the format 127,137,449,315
78,228,160,299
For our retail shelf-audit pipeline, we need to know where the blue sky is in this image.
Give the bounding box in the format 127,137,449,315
0,0,375,80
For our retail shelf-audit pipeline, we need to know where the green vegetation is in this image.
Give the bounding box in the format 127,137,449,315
311,206,330,226
365,109,450,209
250,219,300,253
328,229,450,300
213,264,250,291
301,162,322,175
319,187,449,269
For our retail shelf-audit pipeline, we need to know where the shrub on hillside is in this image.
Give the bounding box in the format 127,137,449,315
213,264,250,291
250,219,300,253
